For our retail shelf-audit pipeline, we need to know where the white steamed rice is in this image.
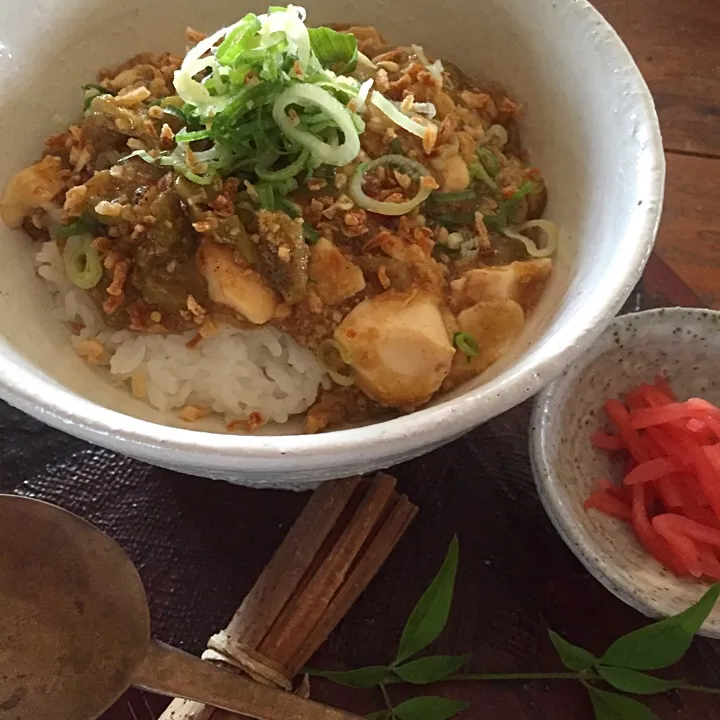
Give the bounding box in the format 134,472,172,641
35,241,328,426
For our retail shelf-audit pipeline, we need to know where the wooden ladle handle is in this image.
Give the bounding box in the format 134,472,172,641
132,639,361,720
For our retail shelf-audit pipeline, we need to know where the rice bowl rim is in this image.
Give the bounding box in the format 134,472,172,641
0,0,664,478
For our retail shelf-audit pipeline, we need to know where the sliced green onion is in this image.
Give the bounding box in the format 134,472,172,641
469,162,498,192
429,189,476,204
349,155,433,216
484,124,509,147
55,213,103,238
160,103,202,130
62,235,103,290
82,83,112,95
273,84,361,166
453,331,480,358
356,78,374,112
272,178,299,195
502,219,560,258
175,128,212,143
497,180,536,227
256,183,276,210
390,138,405,156
255,146,310,182
277,197,301,219
82,83,115,110
476,147,500,177
308,26,359,73
510,181,536,201
215,14,262,66
303,223,321,244
433,212,475,227
482,213,500,231
370,90,429,141
317,338,356,387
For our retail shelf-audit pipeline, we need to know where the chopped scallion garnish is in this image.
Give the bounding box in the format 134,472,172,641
469,162,498,192
496,180,536,229
82,83,115,110
432,212,475,227
303,223,321,244
277,196,301,218
256,183,276,210
307,26,359,74
453,332,480,359
476,147,500,177
55,212,103,238
175,128,213,143
119,7,368,186
390,137,405,156
429,189,476,204
62,234,103,290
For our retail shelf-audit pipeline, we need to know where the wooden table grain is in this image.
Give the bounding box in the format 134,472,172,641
595,0,720,310
1,2,719,720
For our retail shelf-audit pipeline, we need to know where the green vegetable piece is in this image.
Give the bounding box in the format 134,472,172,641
587,687,660,720
256,183,276,210
308,26,359,73
276,197,301,219
62,235,103,290
475,147,500,177
55,213,103,238
510,181,537,201
175,128,212,143
396,537,459,665
82,83,115,110
468,162,498,192
394,655,471,685
82,83,113,95
601,584,720,671
432,212,475,227
481,213,500,231
256,147,311,182
303,224,321,244
393,697,470,720
304,666,390,688
548,631,598,671
597,666,678,695
390,137,405,156
429,190,476,204
490,180,537,230
215,14,262,67
452,332,479,359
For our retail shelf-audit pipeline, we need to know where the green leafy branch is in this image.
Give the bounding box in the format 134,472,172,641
306,537,720,720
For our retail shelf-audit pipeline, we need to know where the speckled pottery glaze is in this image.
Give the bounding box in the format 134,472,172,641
532,308,720,635
0,0,664,487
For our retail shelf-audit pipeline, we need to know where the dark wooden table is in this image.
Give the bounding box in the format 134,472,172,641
2,2,719,719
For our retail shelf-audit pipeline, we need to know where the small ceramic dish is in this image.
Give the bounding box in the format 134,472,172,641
531,307,720,636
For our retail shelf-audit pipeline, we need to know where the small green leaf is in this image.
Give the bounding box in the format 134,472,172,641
601,584,720,670
396,537,459,664
597,666,678,695
303,666,390,688
393,697,470,720
308,27,359,73
587,687,660,720
394,655,471,685
549,631,598,671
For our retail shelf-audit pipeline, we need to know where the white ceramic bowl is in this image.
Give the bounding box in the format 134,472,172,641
531,308,720,635
0,0,664,487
